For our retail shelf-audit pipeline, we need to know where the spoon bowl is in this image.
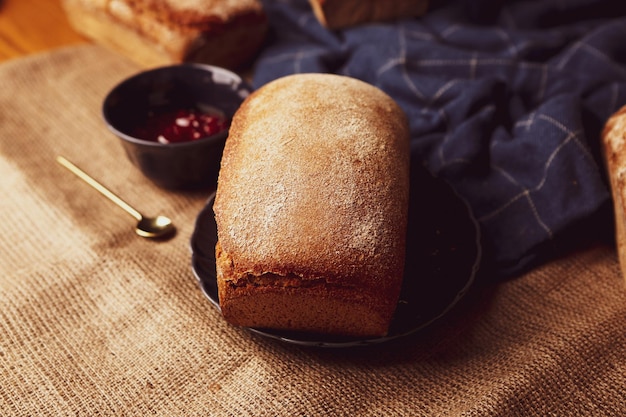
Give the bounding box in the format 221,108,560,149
136,215,176,239
57,156,176,240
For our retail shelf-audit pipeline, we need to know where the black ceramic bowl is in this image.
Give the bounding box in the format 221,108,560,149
102,64,251,190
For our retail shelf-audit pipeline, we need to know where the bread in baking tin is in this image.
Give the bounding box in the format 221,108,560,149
308,0,429,29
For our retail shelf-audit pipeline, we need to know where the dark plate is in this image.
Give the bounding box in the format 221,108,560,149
190,165,481,347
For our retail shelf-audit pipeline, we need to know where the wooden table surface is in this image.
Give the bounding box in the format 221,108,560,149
0,0,86,62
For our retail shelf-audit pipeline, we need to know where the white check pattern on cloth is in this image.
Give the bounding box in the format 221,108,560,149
253,0,626,277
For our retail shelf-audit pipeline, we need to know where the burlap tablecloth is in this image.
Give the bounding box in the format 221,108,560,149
0,45,625,416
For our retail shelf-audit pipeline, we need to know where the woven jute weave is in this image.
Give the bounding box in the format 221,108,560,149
0,45,625,416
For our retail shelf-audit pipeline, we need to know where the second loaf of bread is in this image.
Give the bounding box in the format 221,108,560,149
214,73,411,337
62,0,267,69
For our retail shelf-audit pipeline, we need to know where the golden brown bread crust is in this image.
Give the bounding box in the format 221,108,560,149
308,0,429,29
61,0,267,69
602,105,626,285
214,73,411,336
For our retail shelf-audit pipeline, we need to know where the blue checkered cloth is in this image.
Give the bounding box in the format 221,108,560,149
251,0,626,278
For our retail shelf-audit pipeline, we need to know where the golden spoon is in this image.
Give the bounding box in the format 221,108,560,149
56,156,175,239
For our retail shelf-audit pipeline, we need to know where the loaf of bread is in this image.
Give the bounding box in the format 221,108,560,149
602,105,626,284
308,0,429,29
213,73,411,337
61,0,267,70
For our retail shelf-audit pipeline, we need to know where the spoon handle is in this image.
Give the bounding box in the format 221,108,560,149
56,156,143,221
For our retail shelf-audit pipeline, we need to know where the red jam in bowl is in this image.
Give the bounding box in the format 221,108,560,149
132,108,230,144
